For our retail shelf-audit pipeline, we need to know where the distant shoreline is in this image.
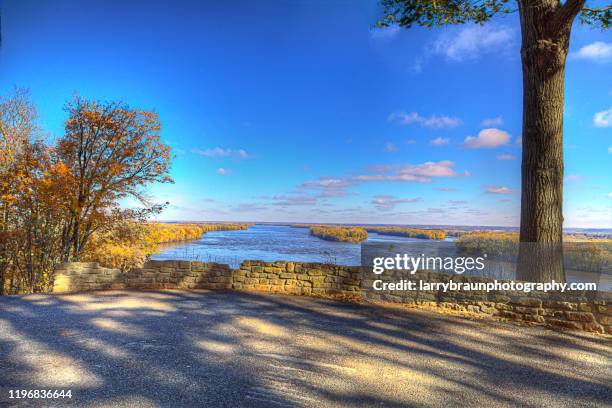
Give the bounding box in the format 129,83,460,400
156,221,612,235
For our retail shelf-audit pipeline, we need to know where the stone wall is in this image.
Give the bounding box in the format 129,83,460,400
233,260,361,296
52,260,611,335
53,261,233,292
364,271,611,334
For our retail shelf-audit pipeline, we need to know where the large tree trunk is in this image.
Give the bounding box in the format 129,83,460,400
515,0,581,282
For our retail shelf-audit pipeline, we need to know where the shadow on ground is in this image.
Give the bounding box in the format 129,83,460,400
0,290,610,407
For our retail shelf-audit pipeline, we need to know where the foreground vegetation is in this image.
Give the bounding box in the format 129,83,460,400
0,89,177,294
83,223,248,273
457,232,612,272
309,226,368,243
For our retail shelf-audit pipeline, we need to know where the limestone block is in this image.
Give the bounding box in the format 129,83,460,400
546,318,583,330
564,311,596,323
523,314,545,323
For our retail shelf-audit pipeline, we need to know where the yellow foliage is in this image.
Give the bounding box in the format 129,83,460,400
365,226,447,240
310,226,368,243
83,223,248,271
456,232,611,270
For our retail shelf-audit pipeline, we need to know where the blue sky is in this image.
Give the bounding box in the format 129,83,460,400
1,0,610,227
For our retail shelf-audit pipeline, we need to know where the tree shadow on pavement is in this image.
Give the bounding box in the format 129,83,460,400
0,289,610,407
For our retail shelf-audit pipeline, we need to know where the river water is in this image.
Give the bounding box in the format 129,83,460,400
152,224,610,290
152,224,426,268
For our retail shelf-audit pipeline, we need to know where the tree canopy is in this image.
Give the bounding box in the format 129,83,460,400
376,0,611,29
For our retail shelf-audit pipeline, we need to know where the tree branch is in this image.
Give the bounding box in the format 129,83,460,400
552,0,586,32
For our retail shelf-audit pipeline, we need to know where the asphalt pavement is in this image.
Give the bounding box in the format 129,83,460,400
0,290,610,407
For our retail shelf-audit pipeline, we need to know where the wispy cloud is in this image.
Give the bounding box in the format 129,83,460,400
481,116,503,127
192,147,254,159
404,139,417,145
298,161,467,205
463,128,510,148
572,41,612,62
384,142,398,153
299,177,355,191
594,108,612,128
431,25,514,62
372,195,420,210
608,147,612,154
273,195,317,206
232,203,266,212
360,160,468,183
216,167,232,176
388,111,462,129
435,187,458,192
318,190,348,198
430,137,450,146
486,186,513,194
370,25,400,40
565,174,584,182
496,154,516,161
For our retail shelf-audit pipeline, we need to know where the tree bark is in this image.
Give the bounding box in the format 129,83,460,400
516,0,582,282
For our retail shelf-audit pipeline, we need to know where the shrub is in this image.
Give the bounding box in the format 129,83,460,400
310,226,368,243
365,226,447,240
83,223,248,271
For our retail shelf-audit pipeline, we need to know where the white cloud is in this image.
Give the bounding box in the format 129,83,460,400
300,161,468,193
496,154,516,161
358,160,468,183
372,195,420,210
594,108,612,128
192,147,254,159
572,42,612,62
300,177,354,191
565,174,583,182
384,142,398,153
608,193,612,198
273,195,317,206
404,139,417,145
463,128,511,148
481,116,503,127
432,25,514,61
370,25,400,40
216,167,232,176
411,58,423,73
388,111,462,128
486,186,513,194
232,203,266,212
608,147,612,154
430,137,450,146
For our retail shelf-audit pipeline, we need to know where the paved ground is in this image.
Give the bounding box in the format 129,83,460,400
0,290,610,408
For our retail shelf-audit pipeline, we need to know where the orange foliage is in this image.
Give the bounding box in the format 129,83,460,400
83,223,248,271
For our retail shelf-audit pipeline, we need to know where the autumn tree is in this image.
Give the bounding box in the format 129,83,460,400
0,89,39,293
56,97,173,262
0,89,64,293
377,0,610,282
